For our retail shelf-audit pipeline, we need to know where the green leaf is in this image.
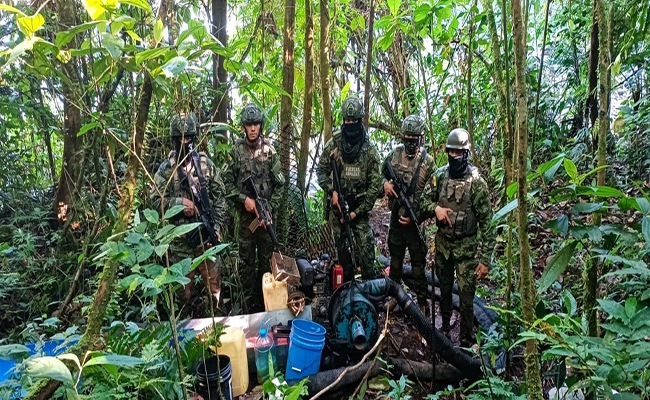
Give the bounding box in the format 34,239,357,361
576,165,608,185
414,4,430,22
625,297,637,319
642,216,650,246
17,14,45,36
77,121,101,137
0,344,31,360
0,4,27,17
597,299,628,322
135,47,169,65
612,393,642,400
600,255,647,269
570,226,602,242
161,56,188,77
387,0,401,16
82,0,106,20
101,32,124,59
563,158,578,183
163,204,185,219
143,209,159,224
378,25,397,51
434,6,452,19
574,186,624,198
570,202,603,214
56,21,105,48
155,224,175,240
171,222,201,238
126,30,142,42
25,356,74,385
492,198,518,224
153,18,164,43
537,241,577,293
120,0,153,13
6,37,35,66
610,54,621,78
84,354,144,368
154,244,169,257
638,198,650,214
544,214,568,235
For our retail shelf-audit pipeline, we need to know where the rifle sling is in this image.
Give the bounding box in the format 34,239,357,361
406,148,427,198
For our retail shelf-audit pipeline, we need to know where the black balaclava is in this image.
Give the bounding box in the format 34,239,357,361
341,120,365,162
404,137,420,157
448,150,469,178
174,137,195,164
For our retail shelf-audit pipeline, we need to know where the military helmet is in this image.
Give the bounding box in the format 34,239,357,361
240,103,264,126
401,115,425,136
341,96,365,120
170,112,197,138
446,128,471,150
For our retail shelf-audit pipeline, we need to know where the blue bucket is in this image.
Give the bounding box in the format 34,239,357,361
285,319,326,380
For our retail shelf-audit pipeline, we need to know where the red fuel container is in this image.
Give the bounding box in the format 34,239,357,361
332,263,344,290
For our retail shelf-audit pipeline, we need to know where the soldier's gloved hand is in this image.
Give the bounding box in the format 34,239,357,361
435,205,453,226
332,190,342,213
398,215,411,225
244,196,258,217
182,198,197,217
475,262,489,280
384,181,397,198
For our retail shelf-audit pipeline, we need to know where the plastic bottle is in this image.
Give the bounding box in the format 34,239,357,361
254,328,277,384
332,261,344,290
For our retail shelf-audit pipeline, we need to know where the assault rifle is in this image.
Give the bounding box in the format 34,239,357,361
185,152,221,247
385,161,426,246
330,158,357,268
243,175,280,249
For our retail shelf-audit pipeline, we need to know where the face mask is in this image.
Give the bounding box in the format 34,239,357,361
342,121,363,144
175,138,195,163
404,138,420,156
448,151,468,178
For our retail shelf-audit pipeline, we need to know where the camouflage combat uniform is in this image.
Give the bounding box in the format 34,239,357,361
151,113,228,303
316,96,382,282
419,158,494,345
382,141,436,300
223,125,285,306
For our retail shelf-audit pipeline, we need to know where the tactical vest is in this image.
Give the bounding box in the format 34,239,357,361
235,137,273,200
436,166,479,238
388,145,428,211
331,132,372,211
169,151,211,196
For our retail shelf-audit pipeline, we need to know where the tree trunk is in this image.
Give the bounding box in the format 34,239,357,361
280,0,295,174
212,0,229,125
319,0,333,143
53,0,82,220
585,0,610,340
363,0,375,129
529,0,551,162
30,77,57,187
586,0,599,129
511,0,544,398
466,0,477,162
298,0,314,194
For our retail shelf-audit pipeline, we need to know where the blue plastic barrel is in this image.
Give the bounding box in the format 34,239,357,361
285,319,326,380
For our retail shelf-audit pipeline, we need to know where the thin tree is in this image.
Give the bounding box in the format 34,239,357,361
511,0,544,398
363,0,376,129
298,0,314,194
280,0,296,174
53,0,82,220
212,0,229,125
319,0,333,143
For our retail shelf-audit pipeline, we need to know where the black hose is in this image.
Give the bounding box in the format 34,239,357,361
356,278,484,381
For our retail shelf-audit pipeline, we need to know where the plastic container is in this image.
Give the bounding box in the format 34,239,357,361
195,355,233,400
332,262,344,290
215,326,249,397
262,272,288,311
272,324,292,371
254,328,277,384
285,319,326,380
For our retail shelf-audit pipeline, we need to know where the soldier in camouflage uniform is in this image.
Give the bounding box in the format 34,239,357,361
418,128,494,346
151,112,228,305
381,115,436,309
316,96,382,282
223,103,286,309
